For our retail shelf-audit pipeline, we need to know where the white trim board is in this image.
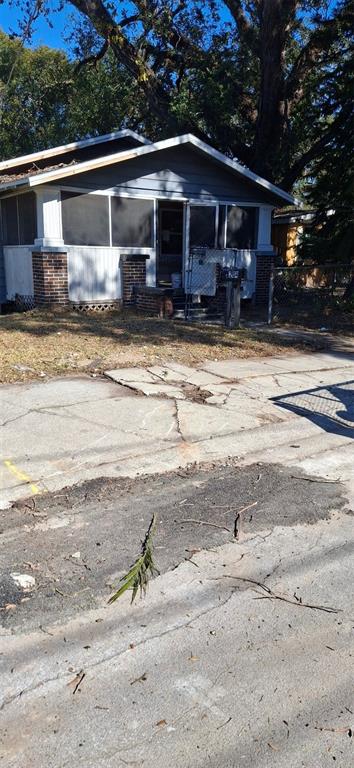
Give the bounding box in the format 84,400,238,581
0,129,151,173
0,134,295,205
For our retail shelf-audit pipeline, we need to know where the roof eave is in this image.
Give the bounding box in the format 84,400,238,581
0,133,296,205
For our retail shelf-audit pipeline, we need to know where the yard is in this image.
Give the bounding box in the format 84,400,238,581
0,308,320,384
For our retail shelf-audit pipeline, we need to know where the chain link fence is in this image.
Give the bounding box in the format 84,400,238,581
269,262,353,328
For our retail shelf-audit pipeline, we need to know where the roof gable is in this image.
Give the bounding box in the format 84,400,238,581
0,133,295,206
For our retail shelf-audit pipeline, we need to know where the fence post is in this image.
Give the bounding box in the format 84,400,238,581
225,277,241,329
267,264,274,325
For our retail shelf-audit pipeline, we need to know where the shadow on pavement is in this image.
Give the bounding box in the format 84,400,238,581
272,380,354,439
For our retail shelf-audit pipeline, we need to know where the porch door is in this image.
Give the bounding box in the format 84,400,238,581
157,201,184,286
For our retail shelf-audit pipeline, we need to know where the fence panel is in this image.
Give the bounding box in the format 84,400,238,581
270,263,353,327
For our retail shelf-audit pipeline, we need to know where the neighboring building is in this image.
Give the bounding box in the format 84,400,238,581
0,129,294,312
272,208,316,265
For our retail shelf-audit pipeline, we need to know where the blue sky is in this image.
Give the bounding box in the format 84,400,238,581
1,1,84,50
0,1,339,53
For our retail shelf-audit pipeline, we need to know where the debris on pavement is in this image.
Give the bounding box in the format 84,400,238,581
108,513,159,605
68,670,86,695
10,573,36,591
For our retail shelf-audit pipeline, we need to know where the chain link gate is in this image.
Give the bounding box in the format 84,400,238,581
184,247,256,323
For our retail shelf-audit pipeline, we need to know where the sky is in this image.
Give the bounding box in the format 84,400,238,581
0,1,81,49
0,0,339,53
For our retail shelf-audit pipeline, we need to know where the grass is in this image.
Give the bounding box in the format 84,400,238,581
0,307,320,385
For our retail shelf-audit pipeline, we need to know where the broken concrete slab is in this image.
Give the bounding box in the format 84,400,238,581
176,399,263,442
118,381,186,399
147,365,188,382
105,367,157,384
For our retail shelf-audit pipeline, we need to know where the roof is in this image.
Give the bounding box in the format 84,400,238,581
273,207,316,224
0,133,295,205
0,129,150,176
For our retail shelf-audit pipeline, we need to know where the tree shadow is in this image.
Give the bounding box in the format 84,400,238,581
272,380,354,438
0,307,311,354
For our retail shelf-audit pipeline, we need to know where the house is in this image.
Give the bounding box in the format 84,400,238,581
272,207,316,265
0,129,294,314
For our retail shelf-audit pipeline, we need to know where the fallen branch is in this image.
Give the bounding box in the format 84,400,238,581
108,514,159,605
236,502,258,516
234,502,257,540
215,575,341,614
291,475,341,484
178,518,231,532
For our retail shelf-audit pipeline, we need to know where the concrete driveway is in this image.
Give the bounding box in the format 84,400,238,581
1,350,353,508
1,346,353,767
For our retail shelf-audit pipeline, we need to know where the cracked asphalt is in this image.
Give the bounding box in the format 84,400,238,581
1,347,354,767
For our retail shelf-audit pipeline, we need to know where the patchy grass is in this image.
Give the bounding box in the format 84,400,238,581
0,308,320,384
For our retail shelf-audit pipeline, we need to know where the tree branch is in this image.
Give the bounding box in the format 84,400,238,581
75,38,108,71
280,104,352,190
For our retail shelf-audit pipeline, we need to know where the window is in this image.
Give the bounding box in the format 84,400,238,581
61,191,110,246
111,198,153,247
0,193,37,245
1,196,18,244
190,205,216,248
18,192,37,244
226,206,257,249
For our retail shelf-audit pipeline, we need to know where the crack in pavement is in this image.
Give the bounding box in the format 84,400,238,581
0,585,237,713
0,395,129,429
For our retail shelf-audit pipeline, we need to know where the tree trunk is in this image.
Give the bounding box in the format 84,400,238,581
250,1,294,180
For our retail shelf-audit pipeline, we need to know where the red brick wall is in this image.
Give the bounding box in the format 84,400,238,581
135,287,165,317
255,254,274,304
121,257,146,306
32,251,69,306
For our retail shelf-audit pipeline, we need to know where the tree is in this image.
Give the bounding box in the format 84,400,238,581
298,43,354,279
0,31,144,158
3,1,354,191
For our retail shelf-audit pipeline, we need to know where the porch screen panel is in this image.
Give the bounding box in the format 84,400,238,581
217,205,226,248
111,198,153,247
226,206,257,249
61,191,110,246
190,206,216,248
1,196,19,244
18,192,37,244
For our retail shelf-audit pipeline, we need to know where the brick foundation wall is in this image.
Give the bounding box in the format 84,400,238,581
135,286,174,317
32,251,69,306
121,256,147,306
255,253,274,305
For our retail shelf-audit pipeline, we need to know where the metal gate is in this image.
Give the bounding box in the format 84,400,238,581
184,247,256,320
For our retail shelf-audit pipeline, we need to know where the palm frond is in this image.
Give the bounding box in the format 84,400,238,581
108,514,159,605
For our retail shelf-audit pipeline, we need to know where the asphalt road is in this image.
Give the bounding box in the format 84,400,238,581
1,348,353,767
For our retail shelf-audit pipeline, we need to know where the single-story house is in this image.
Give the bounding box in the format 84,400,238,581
272,208,316,265
0,129,294,313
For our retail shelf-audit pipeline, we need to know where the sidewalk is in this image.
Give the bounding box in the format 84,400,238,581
1,350,353,508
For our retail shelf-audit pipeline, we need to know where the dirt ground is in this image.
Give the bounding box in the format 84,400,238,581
0,308,322,384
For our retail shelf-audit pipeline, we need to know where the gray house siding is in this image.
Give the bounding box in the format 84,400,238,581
0,246,6,303
53,146,277,205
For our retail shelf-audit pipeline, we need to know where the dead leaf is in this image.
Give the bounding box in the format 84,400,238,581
156,719,167,727
5,603,17,611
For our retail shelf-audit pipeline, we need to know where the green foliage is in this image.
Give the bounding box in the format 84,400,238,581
0,31,145,159
297,7,354,265
108,514,159,605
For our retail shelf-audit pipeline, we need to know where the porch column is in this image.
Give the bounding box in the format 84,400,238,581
255,206,274,305
32,250,69,306
34,187,64,248
257,206,273,252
